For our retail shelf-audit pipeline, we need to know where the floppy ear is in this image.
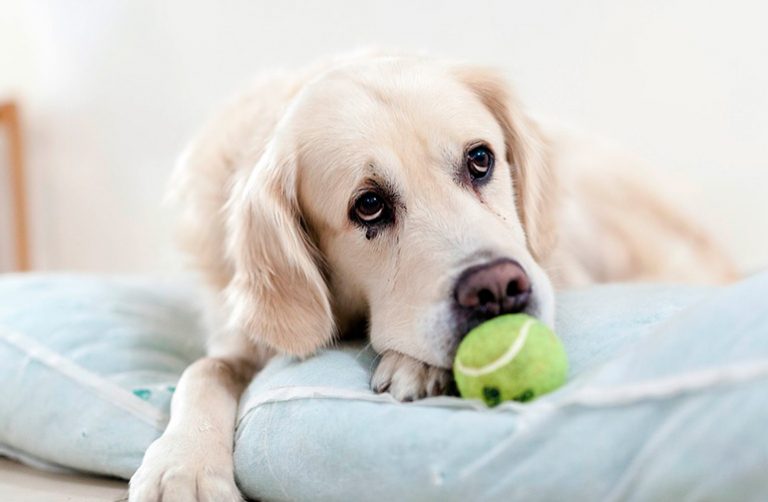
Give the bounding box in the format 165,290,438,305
224,139,335,357
452,66,557,261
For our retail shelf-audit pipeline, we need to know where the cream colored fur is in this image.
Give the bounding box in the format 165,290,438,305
130,52,736,501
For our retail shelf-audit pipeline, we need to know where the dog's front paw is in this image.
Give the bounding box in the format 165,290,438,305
129,431,242,502
371,351,452,401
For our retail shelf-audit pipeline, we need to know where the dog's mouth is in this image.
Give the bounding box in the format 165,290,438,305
439,278,536,367
452,269,534,333
451,288,533,338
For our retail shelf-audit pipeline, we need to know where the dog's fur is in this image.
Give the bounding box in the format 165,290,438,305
129,53,736,501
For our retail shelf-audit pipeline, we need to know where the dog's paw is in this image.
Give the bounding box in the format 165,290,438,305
129,431,242,502
371,351,452,401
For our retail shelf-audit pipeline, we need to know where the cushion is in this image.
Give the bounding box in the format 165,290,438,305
0,274,204,476
2,273,768,501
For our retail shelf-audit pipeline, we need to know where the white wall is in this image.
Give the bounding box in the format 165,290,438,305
1,0,766,274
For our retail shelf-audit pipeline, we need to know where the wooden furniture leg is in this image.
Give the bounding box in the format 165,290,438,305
0,102,30,271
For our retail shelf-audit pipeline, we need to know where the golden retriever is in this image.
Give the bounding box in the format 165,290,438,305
129,52,736,501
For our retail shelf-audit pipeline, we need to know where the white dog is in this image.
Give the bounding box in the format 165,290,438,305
129,52,735,501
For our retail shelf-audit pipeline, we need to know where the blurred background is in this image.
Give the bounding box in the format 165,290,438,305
1,0,766,275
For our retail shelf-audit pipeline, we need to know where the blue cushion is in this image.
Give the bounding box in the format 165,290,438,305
1,273,767,500
0,274,203,477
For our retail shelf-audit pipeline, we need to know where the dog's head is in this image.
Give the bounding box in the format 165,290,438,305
225,56,556,368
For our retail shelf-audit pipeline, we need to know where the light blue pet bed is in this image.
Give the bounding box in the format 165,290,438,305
1,273,767,501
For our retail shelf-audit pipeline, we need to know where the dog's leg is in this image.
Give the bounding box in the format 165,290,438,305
129,354,261,502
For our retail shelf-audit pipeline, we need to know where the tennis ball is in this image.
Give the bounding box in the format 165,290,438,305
453,314,568,407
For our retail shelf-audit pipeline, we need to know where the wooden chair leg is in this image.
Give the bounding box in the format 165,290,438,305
1,103,30,271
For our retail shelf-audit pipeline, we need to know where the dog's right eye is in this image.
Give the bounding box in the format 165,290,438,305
354,191,387,223
466,145,494,180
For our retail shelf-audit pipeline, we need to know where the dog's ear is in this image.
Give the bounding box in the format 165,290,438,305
452,65,557,261
224,138,335,357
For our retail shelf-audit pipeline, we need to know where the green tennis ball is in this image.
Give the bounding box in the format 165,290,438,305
453,314,568,407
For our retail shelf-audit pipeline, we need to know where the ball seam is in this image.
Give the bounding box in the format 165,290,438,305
454,319,534,377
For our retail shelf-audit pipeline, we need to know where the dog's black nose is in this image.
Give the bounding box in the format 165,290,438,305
454,259,531,317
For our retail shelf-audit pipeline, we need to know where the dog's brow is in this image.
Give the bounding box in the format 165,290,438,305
363,162,400,195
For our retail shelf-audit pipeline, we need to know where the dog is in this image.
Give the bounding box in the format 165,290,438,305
128,52,736,501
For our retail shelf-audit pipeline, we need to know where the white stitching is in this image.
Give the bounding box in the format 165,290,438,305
0,327,168,429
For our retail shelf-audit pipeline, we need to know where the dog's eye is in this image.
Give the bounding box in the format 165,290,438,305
354,191,386,223
467,145,494,179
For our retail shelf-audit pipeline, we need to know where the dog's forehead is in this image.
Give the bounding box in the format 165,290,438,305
294,63,504,179
294,61,502,146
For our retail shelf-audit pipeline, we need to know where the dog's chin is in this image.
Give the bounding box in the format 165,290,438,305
421,282,555,369
377,273,556,371
448,302,544,351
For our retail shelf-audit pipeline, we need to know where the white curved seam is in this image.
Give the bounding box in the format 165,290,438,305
0,327,168,429
565,359,768,407
457,361,768,481
237,358,768,424
453,319,533,377
237,385,522,423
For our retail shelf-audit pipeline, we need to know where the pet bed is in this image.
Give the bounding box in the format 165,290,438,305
1,273,766,500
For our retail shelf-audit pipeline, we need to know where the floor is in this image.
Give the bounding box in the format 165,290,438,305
0,457,127,501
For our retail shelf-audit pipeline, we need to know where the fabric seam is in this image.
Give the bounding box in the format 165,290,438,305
0,326,168,430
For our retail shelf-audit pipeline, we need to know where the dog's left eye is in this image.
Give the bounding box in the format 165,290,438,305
467,145,494,179
354,191,387,223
